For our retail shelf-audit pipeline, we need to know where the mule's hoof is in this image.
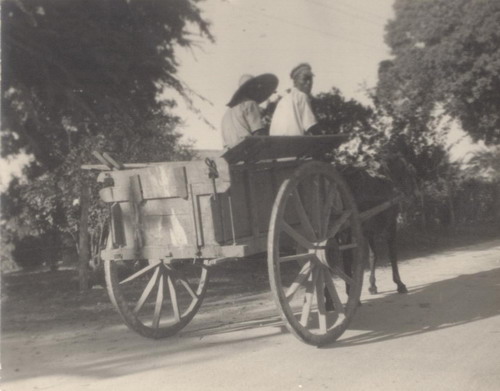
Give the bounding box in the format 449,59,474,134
398,284,408,294
368,286,378,295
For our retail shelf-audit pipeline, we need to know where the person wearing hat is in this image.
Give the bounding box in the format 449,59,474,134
269,63,319,136
221,73,279,149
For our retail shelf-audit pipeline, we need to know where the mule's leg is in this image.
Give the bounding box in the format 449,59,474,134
388,221,408,293
367,235,378,294
341,233,363,306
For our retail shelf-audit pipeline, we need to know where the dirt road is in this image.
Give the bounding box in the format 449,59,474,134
2,239,500,391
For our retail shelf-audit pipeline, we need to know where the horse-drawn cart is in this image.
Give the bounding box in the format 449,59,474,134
83,135,392,346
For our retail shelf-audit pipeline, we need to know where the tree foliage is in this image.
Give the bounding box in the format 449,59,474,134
1,0,212,268
2,0,211,166
377,0,500,144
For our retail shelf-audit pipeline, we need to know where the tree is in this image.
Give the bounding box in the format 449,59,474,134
1,0,212,277
377,0,500,145
2,0,211,165
464,147,500,226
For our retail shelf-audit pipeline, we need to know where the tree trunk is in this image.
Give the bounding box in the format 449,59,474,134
48,230,59,272
418,189,427,229
78,186,90,291
494,180,500,229
447,182,456,227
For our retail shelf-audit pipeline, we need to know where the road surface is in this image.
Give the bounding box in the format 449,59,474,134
2,239,500,391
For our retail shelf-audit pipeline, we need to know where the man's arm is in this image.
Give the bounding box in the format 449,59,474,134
245,101,266,135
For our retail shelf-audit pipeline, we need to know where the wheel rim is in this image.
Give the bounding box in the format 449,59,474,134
268,161,364,346
105,258,209,339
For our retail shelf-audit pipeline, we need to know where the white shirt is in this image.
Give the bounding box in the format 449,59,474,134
270,87,317,136
221,100,263,149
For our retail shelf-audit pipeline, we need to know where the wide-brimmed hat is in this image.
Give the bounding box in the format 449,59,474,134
227,73,279,107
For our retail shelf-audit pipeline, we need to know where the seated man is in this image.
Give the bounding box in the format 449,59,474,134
221,73,279,149
270,63,321,136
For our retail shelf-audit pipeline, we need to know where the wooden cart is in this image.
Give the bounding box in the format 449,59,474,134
87,135,379,346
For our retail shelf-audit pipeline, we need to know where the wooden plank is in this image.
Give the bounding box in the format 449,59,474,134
359,195,402,222
100,242,252,261
110,203,126,247
189,185,203,248
140,165,188,199
226,169,252,239
222,135,348,164
246,169,261,238
130,175,143,203
91,152,113,169
99,186,128,203
102,152,124,170
97,159,231,201
229,159,301,172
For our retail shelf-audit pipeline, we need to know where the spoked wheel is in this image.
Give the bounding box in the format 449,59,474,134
268,161,364,346
105,258,209,339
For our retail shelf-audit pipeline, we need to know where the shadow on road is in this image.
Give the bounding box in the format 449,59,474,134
333,267,500,348
3,244,500,383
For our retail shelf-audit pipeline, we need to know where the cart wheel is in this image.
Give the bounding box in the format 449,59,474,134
105,258,209,339
268,161,364,346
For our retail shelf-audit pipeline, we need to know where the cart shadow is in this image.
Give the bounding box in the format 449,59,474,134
182,266,500,347
328,266,500,348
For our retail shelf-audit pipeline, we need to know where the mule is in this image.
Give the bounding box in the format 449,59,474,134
340,157,415,295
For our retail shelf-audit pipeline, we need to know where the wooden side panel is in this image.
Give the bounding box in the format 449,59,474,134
226,169,252,240
140,198,194,248
116,203,135,249
140,166,187,199
98,159,231,201
197,194,218,246
253,165,296,233
251,169,274,233
98,157,308,259
222,135,348,164
221,163,298,244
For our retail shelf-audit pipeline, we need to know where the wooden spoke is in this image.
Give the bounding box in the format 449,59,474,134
300,267,318,327
330,265,355,286
320,183,338,238
268,161,364,346
178,277,198,300
283,222,315,249
167,275,180,322
279,253,314,263
326,210,352,240
133,267,160,315
332,188,343,213
324,270,345,314
106,256,209,339
285,261,312,299
167,267,198,300
292,188,317,241
310,176,321,237
339,243,358,251
315,270,328,333
119,260,161,285
152,274,164,329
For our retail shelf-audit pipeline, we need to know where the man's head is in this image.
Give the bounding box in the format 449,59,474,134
291,63,314,94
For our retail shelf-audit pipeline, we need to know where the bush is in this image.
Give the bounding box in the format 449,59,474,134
11,235,59,270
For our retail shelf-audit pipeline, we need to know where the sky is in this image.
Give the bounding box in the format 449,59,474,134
169,0,486,160
0,0,486,189
170,0,395,150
